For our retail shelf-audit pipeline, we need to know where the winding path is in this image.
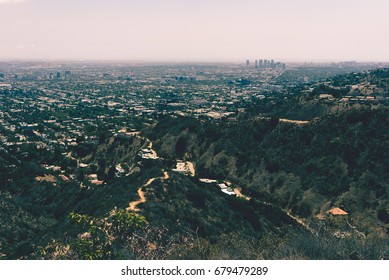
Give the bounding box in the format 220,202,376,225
286,211,316,235
126,171,169,212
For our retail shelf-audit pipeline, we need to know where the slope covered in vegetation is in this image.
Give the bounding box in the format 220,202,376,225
147,107,389,238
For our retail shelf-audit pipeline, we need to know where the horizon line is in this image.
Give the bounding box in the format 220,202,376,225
1,58,389,65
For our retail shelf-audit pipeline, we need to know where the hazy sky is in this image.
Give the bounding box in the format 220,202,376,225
1,0,388,62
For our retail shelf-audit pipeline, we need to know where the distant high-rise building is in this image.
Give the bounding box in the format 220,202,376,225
264,59,268,68
0,73,4,79
339,61,357,68
271,59,275,68
65,71,71,79
259,59,263,68
255,60,258,68
246,59,250,66
56,72,61,79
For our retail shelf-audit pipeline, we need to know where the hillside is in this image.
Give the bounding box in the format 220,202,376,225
147,107,389,238
0,129,300,259
1,107,388,260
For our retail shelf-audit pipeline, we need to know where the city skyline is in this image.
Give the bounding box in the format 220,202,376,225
1,0,389,62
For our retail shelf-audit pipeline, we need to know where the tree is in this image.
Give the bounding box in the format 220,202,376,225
106,166,116,181
175,136,187,158
42,209,147,260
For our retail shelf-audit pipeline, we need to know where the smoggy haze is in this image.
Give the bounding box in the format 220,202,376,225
1,0,388,62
